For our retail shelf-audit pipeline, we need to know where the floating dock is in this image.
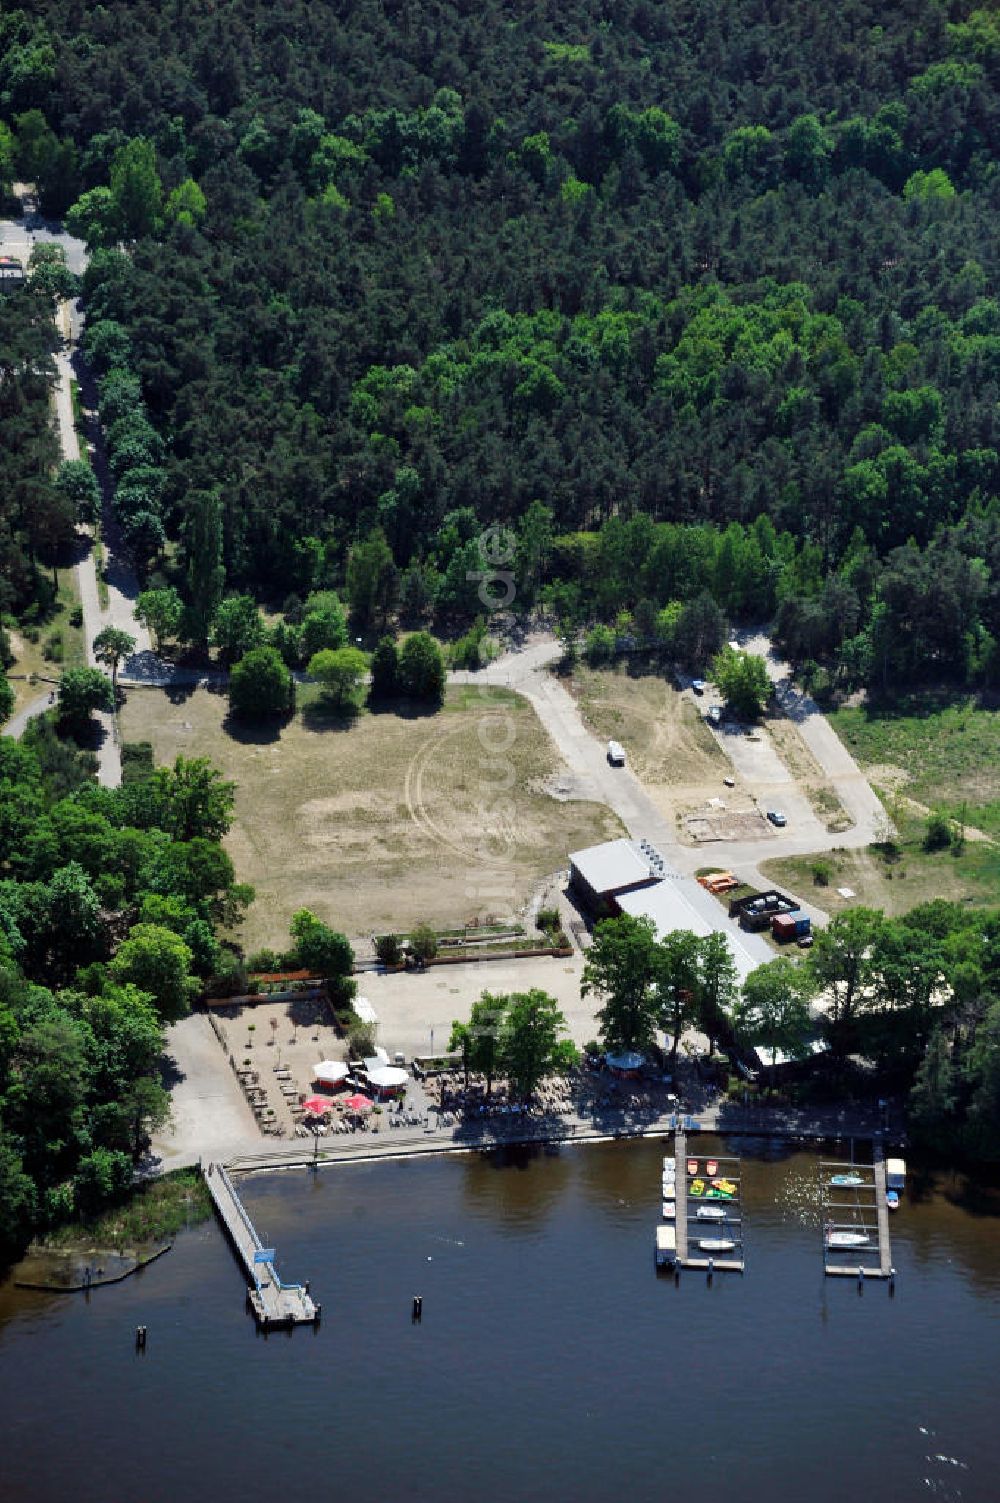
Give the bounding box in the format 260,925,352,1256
657,1129,745,1273
203,1162,319,1326
820,1149,893,1279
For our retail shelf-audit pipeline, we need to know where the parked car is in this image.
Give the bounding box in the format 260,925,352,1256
766,809,787,827
691,678,706,695
707,705,722,725
607,739,626,766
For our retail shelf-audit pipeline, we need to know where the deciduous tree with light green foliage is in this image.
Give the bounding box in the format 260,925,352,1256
289,909,355,990
92,625,136,697
164,177,206,225
710,645,771,720
110,137,162,238
55,460,100,524
398,631,445,701
228,646,294,719
499,988,577,1101
136,587,183,652
57,666,115,734
309,646,368,711
110,923,196,1022
735,957,815,1066
582,914,662,1055
211,594,266,664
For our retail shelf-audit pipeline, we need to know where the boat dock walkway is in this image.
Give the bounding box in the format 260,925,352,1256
662,1128,745,1274
821,1149,893,1279
203,1162,319,1326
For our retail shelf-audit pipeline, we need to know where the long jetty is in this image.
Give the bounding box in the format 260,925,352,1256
203,1162,319,1327
672,1127,745,1273
821,1146,893,1279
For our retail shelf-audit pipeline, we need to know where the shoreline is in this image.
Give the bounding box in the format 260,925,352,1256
223,1108,898,1178
13,1240,173,1293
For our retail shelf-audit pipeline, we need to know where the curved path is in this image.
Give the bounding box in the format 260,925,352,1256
2,196,152,781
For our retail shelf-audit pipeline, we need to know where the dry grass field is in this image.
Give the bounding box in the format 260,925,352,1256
570,662,747,831
121,684,622,949
6,576,85,716
571,663,729,789
763,713,852,833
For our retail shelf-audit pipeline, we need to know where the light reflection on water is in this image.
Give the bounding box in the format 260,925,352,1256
0,1136,998,1503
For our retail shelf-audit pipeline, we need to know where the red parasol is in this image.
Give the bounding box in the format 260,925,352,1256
342,1093,373,1112
301,1095,338,1116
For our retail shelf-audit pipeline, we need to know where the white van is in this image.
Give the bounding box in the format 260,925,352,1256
607,740,626,766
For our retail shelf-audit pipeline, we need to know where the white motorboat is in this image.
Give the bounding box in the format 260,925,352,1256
696,1205,727,1221
662,1201,676,1219
826,1230,870,1248
698,1238,736,1252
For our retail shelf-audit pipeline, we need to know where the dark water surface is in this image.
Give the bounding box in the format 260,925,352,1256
1,1137,998,1503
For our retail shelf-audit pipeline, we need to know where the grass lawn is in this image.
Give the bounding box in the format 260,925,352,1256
121,683,623,948
761,807,1000,919
6,571,85,716
830,696,1000,840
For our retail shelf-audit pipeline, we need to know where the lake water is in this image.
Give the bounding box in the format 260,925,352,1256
1,1137,998,1503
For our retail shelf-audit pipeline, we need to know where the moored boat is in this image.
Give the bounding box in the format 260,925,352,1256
830,1173,866,1187
886,1190,900,1211
698,1237,736,1252
826,1230,870,1248
696,1205,726,1221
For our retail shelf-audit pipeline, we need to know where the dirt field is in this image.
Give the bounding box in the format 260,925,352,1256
570,663,748,830
761,808,1000,918
121,684,622,949
764,713,852,833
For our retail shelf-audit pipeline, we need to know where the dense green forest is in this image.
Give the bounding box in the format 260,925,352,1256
2,0,999,696
0,726,256,1252
2,0,1000,1186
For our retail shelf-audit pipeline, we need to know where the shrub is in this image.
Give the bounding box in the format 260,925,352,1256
583,624,616,665
42,631,64,662
375,933,404,966
923,810,952,852
347,1021,377,1058
408,922,438,962
811,859,832,886
536,906,561,933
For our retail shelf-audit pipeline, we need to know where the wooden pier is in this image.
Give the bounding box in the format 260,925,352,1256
664,1129,745,1273
204,1162,319,1326
820,1148,893,1279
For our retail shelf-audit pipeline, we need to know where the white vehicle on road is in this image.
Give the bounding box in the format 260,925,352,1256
607,740,626,766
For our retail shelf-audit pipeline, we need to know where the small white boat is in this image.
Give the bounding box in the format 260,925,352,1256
886,1191,900,1212
663,1157,675,1170
829,1173,866,1188
698,1237,736,1253
662,1201,676,1219
886,1157,906,1191
696,1205,727,1221
827,1230,870,1248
